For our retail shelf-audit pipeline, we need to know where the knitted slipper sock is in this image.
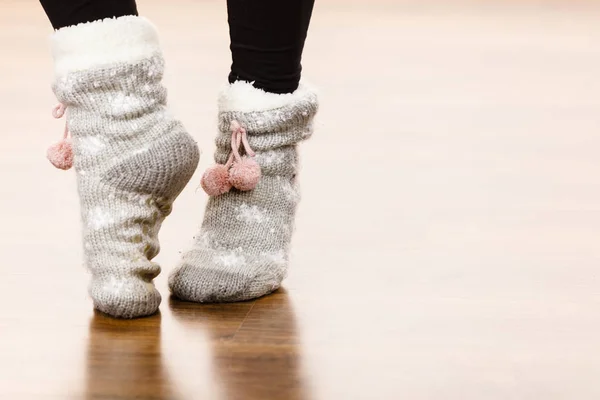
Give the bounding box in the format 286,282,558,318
51,16,200,318
169,81,318,302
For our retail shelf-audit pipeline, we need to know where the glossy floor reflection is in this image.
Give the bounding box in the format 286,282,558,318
86,312,178,400
169,291,310,400
83,291,306,400
2,0,600,399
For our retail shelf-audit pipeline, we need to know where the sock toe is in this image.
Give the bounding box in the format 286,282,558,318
90,278,161,318
169,255,284,303
169,261,251,303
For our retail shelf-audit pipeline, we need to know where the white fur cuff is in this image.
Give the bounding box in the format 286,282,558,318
51,16,161,78
218,81,316,113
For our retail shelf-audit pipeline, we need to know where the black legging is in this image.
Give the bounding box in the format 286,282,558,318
39,0,315,94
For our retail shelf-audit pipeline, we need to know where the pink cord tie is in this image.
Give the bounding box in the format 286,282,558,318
47,103,74,170
201,120,261,196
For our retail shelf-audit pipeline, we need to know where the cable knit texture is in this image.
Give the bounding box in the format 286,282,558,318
169,81,318,302
52,16,200,318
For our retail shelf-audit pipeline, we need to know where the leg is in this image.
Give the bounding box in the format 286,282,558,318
169,0,318,303
40,0,138,30
44,9,200,317
227,0,315,94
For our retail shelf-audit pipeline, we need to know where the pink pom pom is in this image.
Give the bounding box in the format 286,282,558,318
47,139,73,170
201,164,232,196
229,157,261,191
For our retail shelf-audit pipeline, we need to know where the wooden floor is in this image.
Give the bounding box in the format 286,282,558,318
1,0,600,399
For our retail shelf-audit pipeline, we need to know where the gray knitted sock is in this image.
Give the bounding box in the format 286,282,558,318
51,17,200,318
169,81,318,302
